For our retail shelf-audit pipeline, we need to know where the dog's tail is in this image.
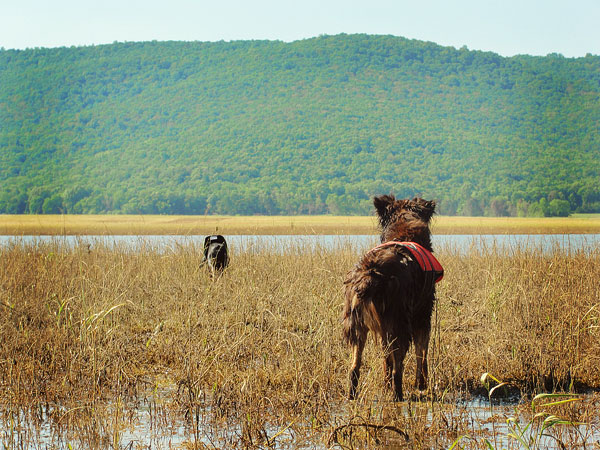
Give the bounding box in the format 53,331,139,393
342,268,386,345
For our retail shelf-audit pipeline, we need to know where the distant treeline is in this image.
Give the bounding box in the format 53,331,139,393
1,34,599,216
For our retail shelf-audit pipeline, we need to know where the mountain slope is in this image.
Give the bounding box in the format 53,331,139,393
1,34,599,216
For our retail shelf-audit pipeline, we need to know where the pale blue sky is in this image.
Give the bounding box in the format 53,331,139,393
2,0,599,57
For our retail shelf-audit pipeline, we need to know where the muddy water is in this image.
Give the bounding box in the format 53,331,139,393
3,393,598,449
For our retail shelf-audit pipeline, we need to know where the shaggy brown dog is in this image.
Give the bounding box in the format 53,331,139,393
342,195,443,401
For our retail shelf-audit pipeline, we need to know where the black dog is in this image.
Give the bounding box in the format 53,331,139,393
203,235,229,276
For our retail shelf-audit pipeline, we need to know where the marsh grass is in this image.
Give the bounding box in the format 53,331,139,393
1,239,599,448
2,214,600,235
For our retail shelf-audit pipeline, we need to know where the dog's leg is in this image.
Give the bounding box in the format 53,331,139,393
348,330,366,400
381,335,394,390
390,339,409,401
413,327,431,391
384,351,394,391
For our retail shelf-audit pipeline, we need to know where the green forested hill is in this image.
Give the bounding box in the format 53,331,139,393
1,34,599,216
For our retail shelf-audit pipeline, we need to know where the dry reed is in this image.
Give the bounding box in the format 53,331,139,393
2,214,600,235
1,238,599,448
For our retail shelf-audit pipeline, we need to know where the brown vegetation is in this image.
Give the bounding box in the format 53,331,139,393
2,213,600,236
1,238,599,448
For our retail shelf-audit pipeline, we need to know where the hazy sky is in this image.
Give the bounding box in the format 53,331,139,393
2,0,599,57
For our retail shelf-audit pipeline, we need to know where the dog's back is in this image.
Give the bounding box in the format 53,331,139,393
343,246,430,347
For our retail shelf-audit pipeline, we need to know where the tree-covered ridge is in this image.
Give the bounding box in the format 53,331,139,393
1,34,599,216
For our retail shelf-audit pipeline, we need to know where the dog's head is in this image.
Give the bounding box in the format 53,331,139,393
373,195,436,246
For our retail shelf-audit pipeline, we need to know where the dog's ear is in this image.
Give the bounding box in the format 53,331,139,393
412,198,436,222
373,194,396,224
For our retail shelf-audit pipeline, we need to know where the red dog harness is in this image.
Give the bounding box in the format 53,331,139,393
371,241,444,283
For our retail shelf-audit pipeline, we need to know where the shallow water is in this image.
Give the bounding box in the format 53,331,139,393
1,397,307,449
3,393,598,449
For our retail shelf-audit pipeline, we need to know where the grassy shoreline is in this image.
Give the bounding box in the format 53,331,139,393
2,213,600,235
1,240,599,448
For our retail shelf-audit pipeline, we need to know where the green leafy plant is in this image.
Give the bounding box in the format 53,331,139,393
451,374,583,449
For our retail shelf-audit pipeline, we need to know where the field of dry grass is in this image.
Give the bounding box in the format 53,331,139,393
2,213,600,236
1,239,599,448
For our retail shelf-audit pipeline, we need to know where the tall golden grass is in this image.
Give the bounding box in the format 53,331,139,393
2,213,600,235
1,239,599,448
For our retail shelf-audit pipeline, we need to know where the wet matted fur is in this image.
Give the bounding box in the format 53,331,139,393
342,195,440,400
